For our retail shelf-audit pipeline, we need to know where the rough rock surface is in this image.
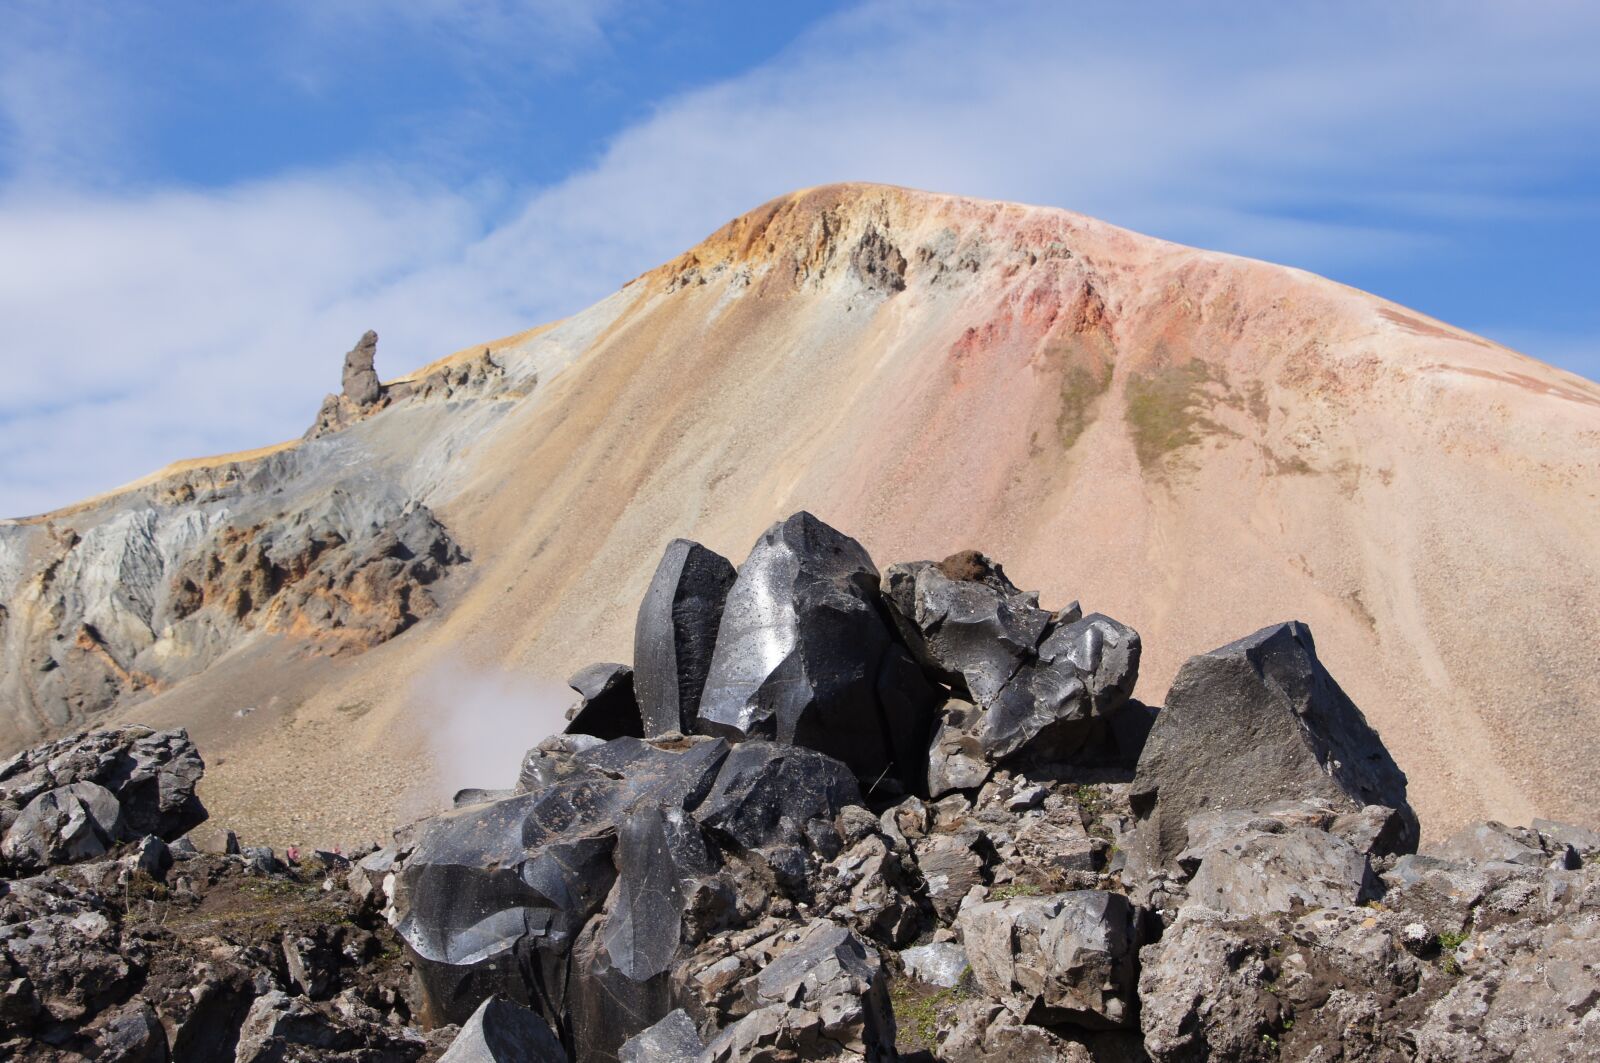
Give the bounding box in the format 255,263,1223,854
5,522,1597,1062
0,725,206,874
1130,621,1418,871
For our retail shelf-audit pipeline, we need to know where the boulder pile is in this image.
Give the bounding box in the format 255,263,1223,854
3,512,1598,1061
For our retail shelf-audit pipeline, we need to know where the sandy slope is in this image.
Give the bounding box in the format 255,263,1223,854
50,183,1599,847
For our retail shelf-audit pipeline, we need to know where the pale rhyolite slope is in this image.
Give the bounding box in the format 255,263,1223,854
94,183,1600,845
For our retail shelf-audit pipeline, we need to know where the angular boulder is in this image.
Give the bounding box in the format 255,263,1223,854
1,782,125,872
439,995,566,1062
563,663,643,741
1130,621,1418,870
694,741,861,852
698,513,936,789
882,552,1053,704
394,738,732,1026
633,539,737,737
1181,824,1377,919
618,1009,703,1063
957,891,1140,1029
0,725,206,873
702,921,896,1062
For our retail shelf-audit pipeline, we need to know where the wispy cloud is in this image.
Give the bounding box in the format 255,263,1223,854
2,2,1598,516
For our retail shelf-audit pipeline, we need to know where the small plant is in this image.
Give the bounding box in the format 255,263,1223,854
990,882,1043,900
1436,929,1469,975
889,979,966,1054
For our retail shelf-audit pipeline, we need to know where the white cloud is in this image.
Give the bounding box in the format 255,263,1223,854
2,1,1599,516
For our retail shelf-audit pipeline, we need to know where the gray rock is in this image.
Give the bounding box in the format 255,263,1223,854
438,995,566,1062
900,941,970,988
940,1000,1106,1061
92,999,169,1062
0,726,207,872
1137,914,1280,1062
1430,820,1577,869
912,831,992,922
882,552,1051,704
926,701,992,798
632,539,736,737
617,1008,703,1063
957,891,1140,1029
563,663,643,741
1180,824,1376,919
702,921,896,1062
1,781,124,872
1035,612,1141,717
1130,621,1417,870
341,329,382,406
698,513,935,790
0,874,136,1026
1533,818,1600,860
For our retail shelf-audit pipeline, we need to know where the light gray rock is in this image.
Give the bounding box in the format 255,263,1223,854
912,830,991,922
1430,820,1578,869
702,921,896,1062
957,891,1140,1029
618,1008,703,1063
1180,824,1375,919
900,941,969,988
1137,914,1278,1062
438,995,566,1062
926,701,992,797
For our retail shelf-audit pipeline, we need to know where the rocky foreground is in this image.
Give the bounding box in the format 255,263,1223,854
3,512,1598,1061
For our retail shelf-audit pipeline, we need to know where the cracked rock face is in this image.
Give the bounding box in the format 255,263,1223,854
0,725,206,874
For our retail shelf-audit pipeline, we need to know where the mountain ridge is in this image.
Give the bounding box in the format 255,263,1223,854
2,182,1596,848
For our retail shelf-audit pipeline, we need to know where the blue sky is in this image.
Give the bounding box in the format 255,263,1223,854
2,1,1598,517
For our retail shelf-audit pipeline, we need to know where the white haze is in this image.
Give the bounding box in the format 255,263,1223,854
412,662,574,802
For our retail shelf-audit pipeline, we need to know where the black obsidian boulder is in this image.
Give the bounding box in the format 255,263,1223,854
563,663,643,740
633,539,737,738
696,512,937,792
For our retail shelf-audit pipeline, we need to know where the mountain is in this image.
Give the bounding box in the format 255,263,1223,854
2,183,1596,846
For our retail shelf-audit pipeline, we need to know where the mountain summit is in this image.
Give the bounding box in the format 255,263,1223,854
2,183,1596,843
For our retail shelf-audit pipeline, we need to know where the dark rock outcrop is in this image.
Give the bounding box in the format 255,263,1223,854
438,995,566,1062
698,512,937,793
1130,621,1418,871
633,539,737,738
0,725,206,874
563,663,643,740
6,522,1594,1063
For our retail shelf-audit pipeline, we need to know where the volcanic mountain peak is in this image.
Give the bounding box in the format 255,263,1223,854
1,185,1596,850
